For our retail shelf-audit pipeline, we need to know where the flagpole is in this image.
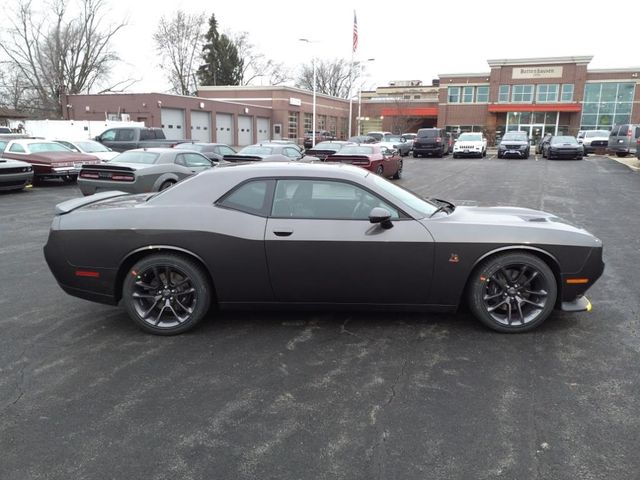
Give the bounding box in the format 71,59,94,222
348,10,358,138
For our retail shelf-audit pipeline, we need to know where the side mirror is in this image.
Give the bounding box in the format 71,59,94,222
94,135,101,142
369,207,393,229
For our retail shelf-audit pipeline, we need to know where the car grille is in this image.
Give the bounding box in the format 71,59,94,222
0,167,31,174
590,140,607,147
505,144,523,149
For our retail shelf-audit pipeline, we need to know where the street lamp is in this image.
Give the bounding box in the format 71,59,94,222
299,38,318,147
351,59,375,137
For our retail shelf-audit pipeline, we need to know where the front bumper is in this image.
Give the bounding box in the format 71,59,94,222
0,171,33,190
561,296,592,312
454,149,483,157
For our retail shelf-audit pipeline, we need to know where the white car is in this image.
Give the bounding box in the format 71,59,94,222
452,132,487,158
577,130,610,155
377,134,411,156
54,139,120,162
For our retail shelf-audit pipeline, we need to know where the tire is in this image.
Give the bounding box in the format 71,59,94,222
467,252,557,333
392,160,402,179
453,153,458,159
375,165,384,176
122,253,211,335
497,152,503,159
576,155,583,160
482,149,487,158
616,152,628,157
437,148,443,158
62,175,77,184
159,180,175,191
414,152,421,158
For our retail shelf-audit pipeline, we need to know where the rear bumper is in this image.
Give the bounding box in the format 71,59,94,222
414,145,442,154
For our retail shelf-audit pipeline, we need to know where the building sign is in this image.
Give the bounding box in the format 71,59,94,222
512,66,563,79
289,97,302,106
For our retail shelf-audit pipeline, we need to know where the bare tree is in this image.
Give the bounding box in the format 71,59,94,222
232,32,290,86
0,0,128,117
295,59,361,99
154,10,206,95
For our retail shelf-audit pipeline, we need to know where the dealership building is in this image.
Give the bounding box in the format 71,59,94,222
61,56,640,146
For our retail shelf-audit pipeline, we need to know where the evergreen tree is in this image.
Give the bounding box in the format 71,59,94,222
198,14,242,86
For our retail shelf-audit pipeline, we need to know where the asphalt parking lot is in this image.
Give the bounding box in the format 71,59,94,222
2,154,640,479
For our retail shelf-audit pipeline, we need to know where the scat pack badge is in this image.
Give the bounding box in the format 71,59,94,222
448,253,460,263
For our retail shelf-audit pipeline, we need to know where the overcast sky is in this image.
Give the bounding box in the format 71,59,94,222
32,0,640,93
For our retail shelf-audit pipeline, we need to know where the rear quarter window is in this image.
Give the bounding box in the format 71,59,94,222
217,180,273,216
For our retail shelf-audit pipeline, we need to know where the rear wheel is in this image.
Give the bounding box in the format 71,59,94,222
159,180,175,191
616,152,628,157
122,253,211,335
468,252,557,333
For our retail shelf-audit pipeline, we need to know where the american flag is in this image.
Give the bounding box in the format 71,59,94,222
352,11,358,53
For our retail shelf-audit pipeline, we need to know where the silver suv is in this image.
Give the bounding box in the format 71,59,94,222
607,124,640,157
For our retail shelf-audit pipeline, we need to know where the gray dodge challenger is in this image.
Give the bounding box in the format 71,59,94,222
44,162,604,335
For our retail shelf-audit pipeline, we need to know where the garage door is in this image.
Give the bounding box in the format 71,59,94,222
238,115,252,146
216,113,233,145
160,108,185,140
190,111,211,142
257,118,270,143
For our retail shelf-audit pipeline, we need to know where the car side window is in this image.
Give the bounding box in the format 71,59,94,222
271,179,399,220
115,129,134,141
57,141,78,152
100,130,116,141
217,180,272,216
283,147,301,159
182,153,212,167
9,143,25,153
0,141,7,151
218,146,236,155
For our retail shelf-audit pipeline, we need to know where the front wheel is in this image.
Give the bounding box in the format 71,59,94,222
122,253,211,335
616,152,628,157
375,165,384,176
467,252,557,333
392,160,403,179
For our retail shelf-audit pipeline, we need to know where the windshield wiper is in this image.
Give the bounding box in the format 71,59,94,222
428,198,456,217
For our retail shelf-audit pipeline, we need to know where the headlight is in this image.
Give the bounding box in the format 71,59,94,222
498,144,506,150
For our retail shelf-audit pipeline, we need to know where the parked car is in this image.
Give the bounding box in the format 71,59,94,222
347,135,377,144
54,139,120,162
94,127,186,152
607,124,640,157
535,133,552,154
44,162,604,335
401,133,417,151
303,130,335,149
0,126,12,134
325,144,402,179
305,141,353,160
497,131,530,159
0,139,100,182
265,140,305,154
543,136,584,160
378,134,411,156
224,143,314,162
577,130,610,155
413,128,449,157
77,148,215,196
173,142,236,162
365,131,392,142
452,132,488,158
0,157,33,191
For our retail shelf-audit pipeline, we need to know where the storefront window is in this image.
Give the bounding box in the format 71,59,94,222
476,86,489,103
448,86,460,103
303,113,312,132
462,86,474,103
536,84,559,103
581,82,635,129
288,111,298,139
512,85,534,103
498,85,510,103
561,84,574,102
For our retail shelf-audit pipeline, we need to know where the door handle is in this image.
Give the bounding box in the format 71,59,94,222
273,229,293,237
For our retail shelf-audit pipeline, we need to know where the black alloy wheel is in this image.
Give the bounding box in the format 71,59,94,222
468,252,557,332
122,254,211,335
392,160,403,179
375,165,384,176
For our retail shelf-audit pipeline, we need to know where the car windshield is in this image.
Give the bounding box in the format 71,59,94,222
110,151,160,164
417,129,438,138
502,133,528,142
74,141,110,153
175,143,205,152
458,133,482,141
585,130,610,138
367,133,384,141
369,174,438,217
239,146,273,155
402,134,416,139
335,146,373,155
384,135,403,142
551,136,578,145
28,142,72,153
313,142,341,149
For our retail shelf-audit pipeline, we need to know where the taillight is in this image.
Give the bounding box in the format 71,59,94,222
111,174,135,182
627,129,632,137
80,171,99,179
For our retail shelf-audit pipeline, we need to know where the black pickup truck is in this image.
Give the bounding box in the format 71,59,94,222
94,127,186,152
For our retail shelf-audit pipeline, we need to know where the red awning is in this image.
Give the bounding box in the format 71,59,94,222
381,107,438,117
488,104,581,113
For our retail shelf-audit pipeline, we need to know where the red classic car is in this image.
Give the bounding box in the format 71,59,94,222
0,139,101,182
324,144,403,179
